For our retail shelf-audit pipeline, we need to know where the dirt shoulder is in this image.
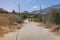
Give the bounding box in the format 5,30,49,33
0,23,23,37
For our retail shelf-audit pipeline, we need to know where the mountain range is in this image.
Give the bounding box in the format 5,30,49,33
31,4,60,14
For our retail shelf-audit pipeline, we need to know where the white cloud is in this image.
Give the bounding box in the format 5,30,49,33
33,6,45,9
33,6,38,9
41,6,44,9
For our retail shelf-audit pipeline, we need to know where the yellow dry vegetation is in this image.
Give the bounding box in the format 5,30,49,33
46,24,60,32
0,16,9,26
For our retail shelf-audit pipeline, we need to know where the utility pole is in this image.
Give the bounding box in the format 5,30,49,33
40,6,42,14
40,6,42,22
11,0,20,40
16,4,20,40
19,4,20,13
40,6,44,26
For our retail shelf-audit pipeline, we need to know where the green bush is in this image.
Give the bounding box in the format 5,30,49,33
31,14,42,22
8,14,21,25
46,8,60,24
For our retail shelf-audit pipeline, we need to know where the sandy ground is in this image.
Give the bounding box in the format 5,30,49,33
0,22,60,40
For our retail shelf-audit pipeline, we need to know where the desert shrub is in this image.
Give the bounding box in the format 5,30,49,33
0,12,24,36
8,14,21,25
46,8,60,25
0,14,22,26
46,8,60,32
31,14,42,22
21,15,27,19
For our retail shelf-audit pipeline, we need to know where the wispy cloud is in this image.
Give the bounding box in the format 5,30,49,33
33,6,38,9
41,6,45,9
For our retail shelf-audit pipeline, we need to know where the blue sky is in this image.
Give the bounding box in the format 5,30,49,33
0,0,60,12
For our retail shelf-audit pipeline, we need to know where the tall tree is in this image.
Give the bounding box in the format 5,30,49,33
12,10,15,13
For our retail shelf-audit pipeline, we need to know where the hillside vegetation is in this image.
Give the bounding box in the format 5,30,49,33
0,8,60,36
46,8,60,33
0,13,24,36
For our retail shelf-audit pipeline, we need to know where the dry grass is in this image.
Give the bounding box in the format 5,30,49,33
0,17,10,26
0,14,23,37
46,24,60,32
0,16,10,36
0,26,10,37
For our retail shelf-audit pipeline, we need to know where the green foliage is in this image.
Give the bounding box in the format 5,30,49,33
30,14,42,22
0,8,8,13
8,14,21,25
46,8,60,24
0,14,22,26
21,15,27,19
12,10,15,13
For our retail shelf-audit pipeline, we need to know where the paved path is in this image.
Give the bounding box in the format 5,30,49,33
0,22,60,40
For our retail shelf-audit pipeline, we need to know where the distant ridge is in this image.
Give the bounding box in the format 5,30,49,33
31,4,60,14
